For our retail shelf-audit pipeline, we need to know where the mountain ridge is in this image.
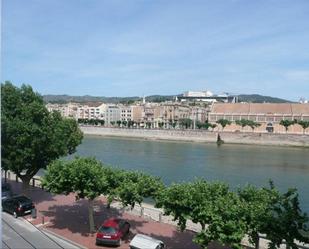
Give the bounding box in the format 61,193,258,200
43,94,293,104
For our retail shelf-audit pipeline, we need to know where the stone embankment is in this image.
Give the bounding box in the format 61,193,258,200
80,126,309,147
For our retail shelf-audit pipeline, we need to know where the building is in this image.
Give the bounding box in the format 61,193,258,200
179,90,236,103
208,103,309,133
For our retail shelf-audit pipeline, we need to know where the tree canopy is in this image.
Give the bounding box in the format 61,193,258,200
216,119,232,130
1,82,83,190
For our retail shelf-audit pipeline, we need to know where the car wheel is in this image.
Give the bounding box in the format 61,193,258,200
13,211,18,218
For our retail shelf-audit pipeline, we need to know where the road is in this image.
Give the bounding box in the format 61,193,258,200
2,212,84,249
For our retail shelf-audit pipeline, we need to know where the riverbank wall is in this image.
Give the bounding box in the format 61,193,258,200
80,126,309,147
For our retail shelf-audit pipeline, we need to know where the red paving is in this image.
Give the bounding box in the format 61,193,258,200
5,179,201,249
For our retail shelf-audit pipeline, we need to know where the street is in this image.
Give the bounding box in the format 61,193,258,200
2,212,84,249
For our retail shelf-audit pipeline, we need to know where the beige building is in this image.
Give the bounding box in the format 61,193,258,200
208,103,309,133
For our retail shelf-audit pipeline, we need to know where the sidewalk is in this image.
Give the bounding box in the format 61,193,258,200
5,179,202,249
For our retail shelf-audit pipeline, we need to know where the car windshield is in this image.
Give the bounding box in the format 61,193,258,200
99,226,116,234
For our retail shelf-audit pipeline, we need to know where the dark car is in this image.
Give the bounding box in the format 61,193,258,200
1,183,12,200
96,218,130,246
2,195,35,218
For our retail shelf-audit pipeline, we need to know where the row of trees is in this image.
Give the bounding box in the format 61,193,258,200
279,119,309,133
215,118,309,133
78,117,309,133
42,157,309,249
42,157,163,232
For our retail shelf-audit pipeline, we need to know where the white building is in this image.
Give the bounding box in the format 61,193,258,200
183,90,213,97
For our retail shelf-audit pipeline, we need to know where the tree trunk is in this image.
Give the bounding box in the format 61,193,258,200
88,199,96,233
253,233,260,249
19,175,32,196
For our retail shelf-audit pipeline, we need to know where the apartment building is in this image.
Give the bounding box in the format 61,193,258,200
120,106,133,122
77,103,106,120
46,102,79,119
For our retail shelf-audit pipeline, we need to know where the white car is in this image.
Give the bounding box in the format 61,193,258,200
130,234,165,249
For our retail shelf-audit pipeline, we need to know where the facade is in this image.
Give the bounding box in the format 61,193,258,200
208,103,309,133
179,91,236,103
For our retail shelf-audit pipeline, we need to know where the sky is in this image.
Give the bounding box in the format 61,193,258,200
1,0,309,100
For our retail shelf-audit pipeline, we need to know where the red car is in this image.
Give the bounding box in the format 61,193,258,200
96,218,130,246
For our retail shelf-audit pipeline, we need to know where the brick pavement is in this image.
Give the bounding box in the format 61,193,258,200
4,179,204,249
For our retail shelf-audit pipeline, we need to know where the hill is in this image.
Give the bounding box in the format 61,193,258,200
43,94,291,104
237,94,292,103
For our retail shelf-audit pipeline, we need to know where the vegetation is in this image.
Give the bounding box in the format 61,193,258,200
179,118,193,129
279,120,295,132
43,94,291,104
216,119,232,131
42,157,164,232
296,120,309,134
237,94,291,103
235,119,261,131
42,157,108,232
263,186,309,249
157,179,309,249
78,118,105,126
1,82,83,192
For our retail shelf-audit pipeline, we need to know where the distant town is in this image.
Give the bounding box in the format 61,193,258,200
46,90,309,134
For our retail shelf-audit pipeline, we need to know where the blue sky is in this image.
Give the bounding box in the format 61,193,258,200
2,0,309,100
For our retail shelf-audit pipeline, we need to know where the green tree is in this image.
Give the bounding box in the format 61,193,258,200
128,120,135,128
116,171,164,209
179,118,193,129
279,120,295,133
196,121,205,129
1,82,83,192
238,185,278,249
116,120,122,127
296,120,309,134
194,191,246,249
146,121,152,129
122,120,128,127
264,187,309,249
209,123,217,131
99,119,105,126
158,122,164,128
235,119,248,130
110,121,115,126
247,120,261,132
216,119,232,131
156,180,246,249
42,157,109,233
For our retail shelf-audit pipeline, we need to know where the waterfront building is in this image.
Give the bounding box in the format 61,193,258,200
104,105,121,125
46,102,79,119
77,102,106,120
120,105,133,122
208,103,309,133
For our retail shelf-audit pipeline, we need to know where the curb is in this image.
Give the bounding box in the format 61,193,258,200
42,228,88,249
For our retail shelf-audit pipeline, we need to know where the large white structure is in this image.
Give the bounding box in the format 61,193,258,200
183,90,213,97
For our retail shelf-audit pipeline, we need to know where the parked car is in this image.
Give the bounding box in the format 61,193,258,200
2,195,35,218
1,183,12,200
130,234,165,249
96,218,130,246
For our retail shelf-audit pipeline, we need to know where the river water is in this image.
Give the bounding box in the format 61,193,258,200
72,135,309,214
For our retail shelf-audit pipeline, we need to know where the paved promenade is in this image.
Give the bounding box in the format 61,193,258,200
5,179,202,249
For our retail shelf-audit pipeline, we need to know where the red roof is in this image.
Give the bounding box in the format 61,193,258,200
102,218,120,228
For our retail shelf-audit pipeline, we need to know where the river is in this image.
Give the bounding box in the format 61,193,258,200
72,135,309,213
